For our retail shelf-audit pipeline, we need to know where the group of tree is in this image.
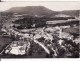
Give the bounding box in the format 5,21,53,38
13,17,46,29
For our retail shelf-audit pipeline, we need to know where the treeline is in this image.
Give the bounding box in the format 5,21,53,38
13,16,77,29
13,17,46,29
42,17,75,20
0,12,13,16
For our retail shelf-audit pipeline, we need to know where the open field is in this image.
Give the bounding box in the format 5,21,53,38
63,28,79,35
47,19,79,26
0,36,12,52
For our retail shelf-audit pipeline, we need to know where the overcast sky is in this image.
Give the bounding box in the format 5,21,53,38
0,2,80,12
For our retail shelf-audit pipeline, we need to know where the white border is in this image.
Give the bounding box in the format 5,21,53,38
1,59,80,61
1,0,80,2
0,0,80,61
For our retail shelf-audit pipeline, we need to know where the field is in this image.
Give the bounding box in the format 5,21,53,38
0,25,12,53
63,27,79,35
0,36,12,52
47,19,79,26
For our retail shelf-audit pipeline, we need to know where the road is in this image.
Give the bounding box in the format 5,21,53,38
0,28,51,55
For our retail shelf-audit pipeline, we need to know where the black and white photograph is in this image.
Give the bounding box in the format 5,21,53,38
0,1,80,58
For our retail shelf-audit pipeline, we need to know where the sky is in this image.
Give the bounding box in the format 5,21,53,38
0,1,80,12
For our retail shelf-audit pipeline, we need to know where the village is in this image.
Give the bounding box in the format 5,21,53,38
0,5,79,58
0,17,79,57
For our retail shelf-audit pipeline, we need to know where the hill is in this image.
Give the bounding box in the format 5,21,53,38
3,6,79,17
5,6,58,17
61,10,79,17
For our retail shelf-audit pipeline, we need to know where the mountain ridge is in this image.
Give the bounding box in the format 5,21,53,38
3,6,80,17
5,6,57,16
